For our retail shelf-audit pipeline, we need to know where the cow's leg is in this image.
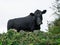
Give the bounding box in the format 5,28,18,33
30,25,35,32
17,30,20,32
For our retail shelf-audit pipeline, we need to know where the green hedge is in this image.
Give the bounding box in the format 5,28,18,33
0,29,60,45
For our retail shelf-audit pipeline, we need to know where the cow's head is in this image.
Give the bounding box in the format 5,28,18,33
34,9,47,25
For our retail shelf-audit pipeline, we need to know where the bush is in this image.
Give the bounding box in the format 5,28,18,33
0,29,60,45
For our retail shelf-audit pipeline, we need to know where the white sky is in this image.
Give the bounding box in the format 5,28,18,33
0,0,55,33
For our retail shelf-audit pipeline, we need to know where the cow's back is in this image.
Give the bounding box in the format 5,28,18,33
7,15,35,32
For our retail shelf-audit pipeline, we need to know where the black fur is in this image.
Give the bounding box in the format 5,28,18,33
7,10,47,32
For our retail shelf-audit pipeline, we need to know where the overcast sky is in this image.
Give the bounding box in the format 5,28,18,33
0,0,55,33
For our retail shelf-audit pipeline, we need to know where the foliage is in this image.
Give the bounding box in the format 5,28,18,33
47,0,60,45
0,29,60,45
48,18,60,45
48,0,60,34
49,19,60,34
51,0,60,17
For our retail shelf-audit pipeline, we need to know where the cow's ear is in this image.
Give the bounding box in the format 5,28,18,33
42,10,47,14
30,13,34,16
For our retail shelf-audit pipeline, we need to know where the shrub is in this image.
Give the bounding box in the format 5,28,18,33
0,29,60,45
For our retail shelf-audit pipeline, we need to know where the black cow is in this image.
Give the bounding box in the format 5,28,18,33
7,10,47,32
